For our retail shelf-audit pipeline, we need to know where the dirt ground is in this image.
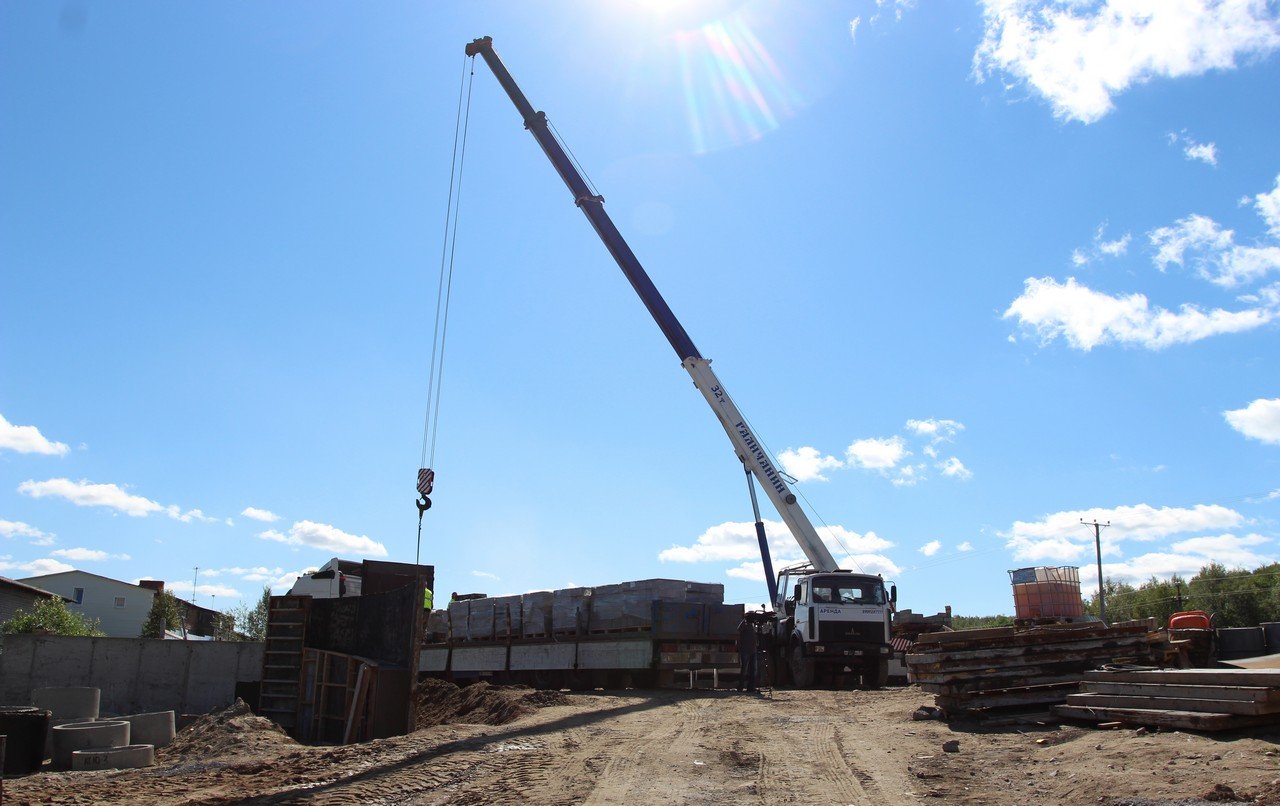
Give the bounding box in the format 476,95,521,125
7,684,1280,805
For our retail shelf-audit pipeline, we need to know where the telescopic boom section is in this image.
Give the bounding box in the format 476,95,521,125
466,36,840,577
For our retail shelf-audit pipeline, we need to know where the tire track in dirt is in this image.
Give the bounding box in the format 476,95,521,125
581,695,709,805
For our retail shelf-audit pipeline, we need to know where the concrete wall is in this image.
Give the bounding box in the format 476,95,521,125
0,635,263,716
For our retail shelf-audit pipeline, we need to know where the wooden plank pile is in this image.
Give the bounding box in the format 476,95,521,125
1057,668,1280,731
906,621,1158,718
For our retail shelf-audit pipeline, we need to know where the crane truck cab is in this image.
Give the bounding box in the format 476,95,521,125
777,564,894,688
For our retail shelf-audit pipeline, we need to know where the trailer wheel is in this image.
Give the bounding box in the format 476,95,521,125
790,644,814,688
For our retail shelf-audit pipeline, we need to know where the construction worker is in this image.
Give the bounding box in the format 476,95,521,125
423,586,433,611
737,615,757,692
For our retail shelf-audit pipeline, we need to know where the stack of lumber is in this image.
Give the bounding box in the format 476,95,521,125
1057,668,1280,731
906,622,1157,717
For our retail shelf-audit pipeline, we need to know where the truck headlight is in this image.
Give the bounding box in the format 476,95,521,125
812,644,824,653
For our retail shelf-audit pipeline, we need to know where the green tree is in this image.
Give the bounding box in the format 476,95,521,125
230,586,271,641
141,590,183,638
3,597,104,637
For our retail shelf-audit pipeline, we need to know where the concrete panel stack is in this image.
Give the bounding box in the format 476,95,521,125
684,581,725,604
552,587,593,634
425,609,450,641
449,596,523,640
521,591,553,637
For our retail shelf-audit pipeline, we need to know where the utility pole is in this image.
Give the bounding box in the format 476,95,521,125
192,566,199,608
1081,520,1110,623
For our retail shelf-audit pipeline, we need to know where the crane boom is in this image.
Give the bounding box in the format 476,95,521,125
465,36,840,579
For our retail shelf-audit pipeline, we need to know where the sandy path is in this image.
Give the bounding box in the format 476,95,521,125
8,686,1279,805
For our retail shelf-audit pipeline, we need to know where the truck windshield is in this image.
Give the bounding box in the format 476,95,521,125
810,577,884,605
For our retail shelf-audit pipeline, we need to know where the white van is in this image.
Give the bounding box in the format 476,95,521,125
287,558,363,598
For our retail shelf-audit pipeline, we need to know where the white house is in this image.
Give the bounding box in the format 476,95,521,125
17,569,156,638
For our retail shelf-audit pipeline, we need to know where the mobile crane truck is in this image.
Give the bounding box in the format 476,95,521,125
462,36,895,688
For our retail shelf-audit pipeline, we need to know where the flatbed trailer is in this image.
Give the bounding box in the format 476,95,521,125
420,600,744,689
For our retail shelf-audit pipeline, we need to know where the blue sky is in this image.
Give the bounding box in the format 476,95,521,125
2,1,1279,616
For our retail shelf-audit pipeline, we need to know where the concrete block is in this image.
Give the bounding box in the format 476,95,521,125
32,687,100,720
52,720,129,770
123,711,175,748
72,743,155,770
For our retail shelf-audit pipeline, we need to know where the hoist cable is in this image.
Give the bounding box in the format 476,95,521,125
420,53,471,469
427,58,475,469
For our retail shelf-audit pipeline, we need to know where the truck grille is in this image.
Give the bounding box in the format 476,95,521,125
818,620,885,645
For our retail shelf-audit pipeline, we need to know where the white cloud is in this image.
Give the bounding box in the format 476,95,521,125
167,581,244,599
0,557,76,576
472,570,501,581
50,547,129,562
905,418,964,443
974,1,1280,124
164,506,222,524
778,446,844,482
918,540,942,557
0,519,54,545
1224,397,1280,444
1151,214,1280,287
957,541,974,552
1080,533,1273,586
891,464,925,487
1006,502,1245,561
1098,233,1132,257
19,478,164,517
259,520,388,557
659,519,897,578
241,507,280,523
849,17,861,40
937,456,973,480
1072,249,1089,267
1004,276,1275,350
0,413,69,456
17,477,221,524
1256,174,1280,238
1184,141,1218,166
846,436,908,469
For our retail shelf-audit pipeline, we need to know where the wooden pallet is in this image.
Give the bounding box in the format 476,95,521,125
1056,668,1280,731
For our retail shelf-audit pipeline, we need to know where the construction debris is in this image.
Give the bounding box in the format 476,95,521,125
906,621,1160,718
1057,668,1280,732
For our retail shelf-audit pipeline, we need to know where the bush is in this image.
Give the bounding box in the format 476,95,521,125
3,597,104,637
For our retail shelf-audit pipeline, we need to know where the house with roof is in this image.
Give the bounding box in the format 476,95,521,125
17,569,157,637
0,575,65,626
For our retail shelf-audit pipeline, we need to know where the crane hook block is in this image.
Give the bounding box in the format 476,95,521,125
417,467,435,497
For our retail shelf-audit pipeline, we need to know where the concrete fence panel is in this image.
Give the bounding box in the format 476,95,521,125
0,636,263,716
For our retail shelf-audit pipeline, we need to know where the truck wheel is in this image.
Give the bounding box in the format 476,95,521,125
864,659,888,690
790,644,815,688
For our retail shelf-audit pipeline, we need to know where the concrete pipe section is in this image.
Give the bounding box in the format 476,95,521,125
51,720,130,770
71,744,156,771
123,711,176,748
44,717,99,760
32,687,100,720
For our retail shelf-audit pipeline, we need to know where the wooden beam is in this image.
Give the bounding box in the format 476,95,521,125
1055,704,1276,732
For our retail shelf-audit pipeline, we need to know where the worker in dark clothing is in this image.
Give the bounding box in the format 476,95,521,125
737,616,758,692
